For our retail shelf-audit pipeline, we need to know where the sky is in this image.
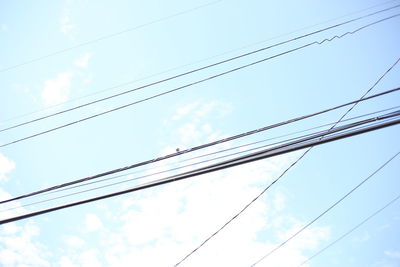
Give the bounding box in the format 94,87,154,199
0,0,399,266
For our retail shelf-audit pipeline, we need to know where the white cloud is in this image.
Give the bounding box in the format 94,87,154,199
80,249,102,267
60,14,76,39
65,235,85,248
74,53,92,68
79,151,328,267
171,101,232,122
194,101,232,119
385,250,400,259
0,152,15,182
172,102,200,121
0,222,49,266
41,71,74,106
168,101,232,145
85,213,103,232
40,101,328,267
91,102,325,266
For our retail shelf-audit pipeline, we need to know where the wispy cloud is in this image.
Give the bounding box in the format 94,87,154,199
64,235,85,248
385,250,400,259
41,71,74,106
60,12,76,39
57,102,327,266
84,213,103,232
0,221,49,266
75,53,93,68
0,152,15,182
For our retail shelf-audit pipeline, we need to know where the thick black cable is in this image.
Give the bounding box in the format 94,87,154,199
1,0,398,125
298,193,400,267
6,109,391,213
1,7,399,134
46,105,400,194
1,87,399,205
251,151,400,266
0,0,222,73
172,56,400,266
1,111,399,225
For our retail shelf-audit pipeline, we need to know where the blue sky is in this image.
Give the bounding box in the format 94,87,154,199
0,0,399,266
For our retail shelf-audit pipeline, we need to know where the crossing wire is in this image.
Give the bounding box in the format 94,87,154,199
1,86,399,205
1,6,399,134
1,109,400,225
4,106,397,214
172,56,400,266
298,193,400,267
251,151,400,266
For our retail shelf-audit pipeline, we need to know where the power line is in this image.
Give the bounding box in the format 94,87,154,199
0,0,222,73
52,105,400,190
172,56,400,266
1,87,399,205
1,15,399,149
298,193,400,267
1,110,399,225
1,0,398,125
5,106,396,213
1,7,399,134
251,151,400,266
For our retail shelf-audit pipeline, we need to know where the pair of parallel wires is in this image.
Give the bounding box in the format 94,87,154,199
1,4,400,148
1,106,400,225
1,1,400,266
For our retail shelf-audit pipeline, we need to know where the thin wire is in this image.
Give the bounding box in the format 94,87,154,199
172,55,400,266
1,14,399,150
0,0,222,74
1,111,399,225
1,87,399,206
177,105,400,164
298,193,400,267
6,109,391,213
251,151,400,266
37,112,400,199
1,7,399,133
45,107,400,196
1,0,398,125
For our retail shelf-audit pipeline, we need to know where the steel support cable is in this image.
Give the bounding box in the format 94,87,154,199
173,55,400,266
1,0,398,126
178,105,400,165
1,126,342,213
251,151,400,266
298,193,400,267
172,111,400,180
1,14,399,150
5,109,394,213
0,0,222,74
0,111,399,225
1,87,399,206
41,105,400,194
1,8,399,134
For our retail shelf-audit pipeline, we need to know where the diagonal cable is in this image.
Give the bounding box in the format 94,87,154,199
297,193,400,266
172,56,400,266
251,151,400,266
1,110,400,225
1,87,399,205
